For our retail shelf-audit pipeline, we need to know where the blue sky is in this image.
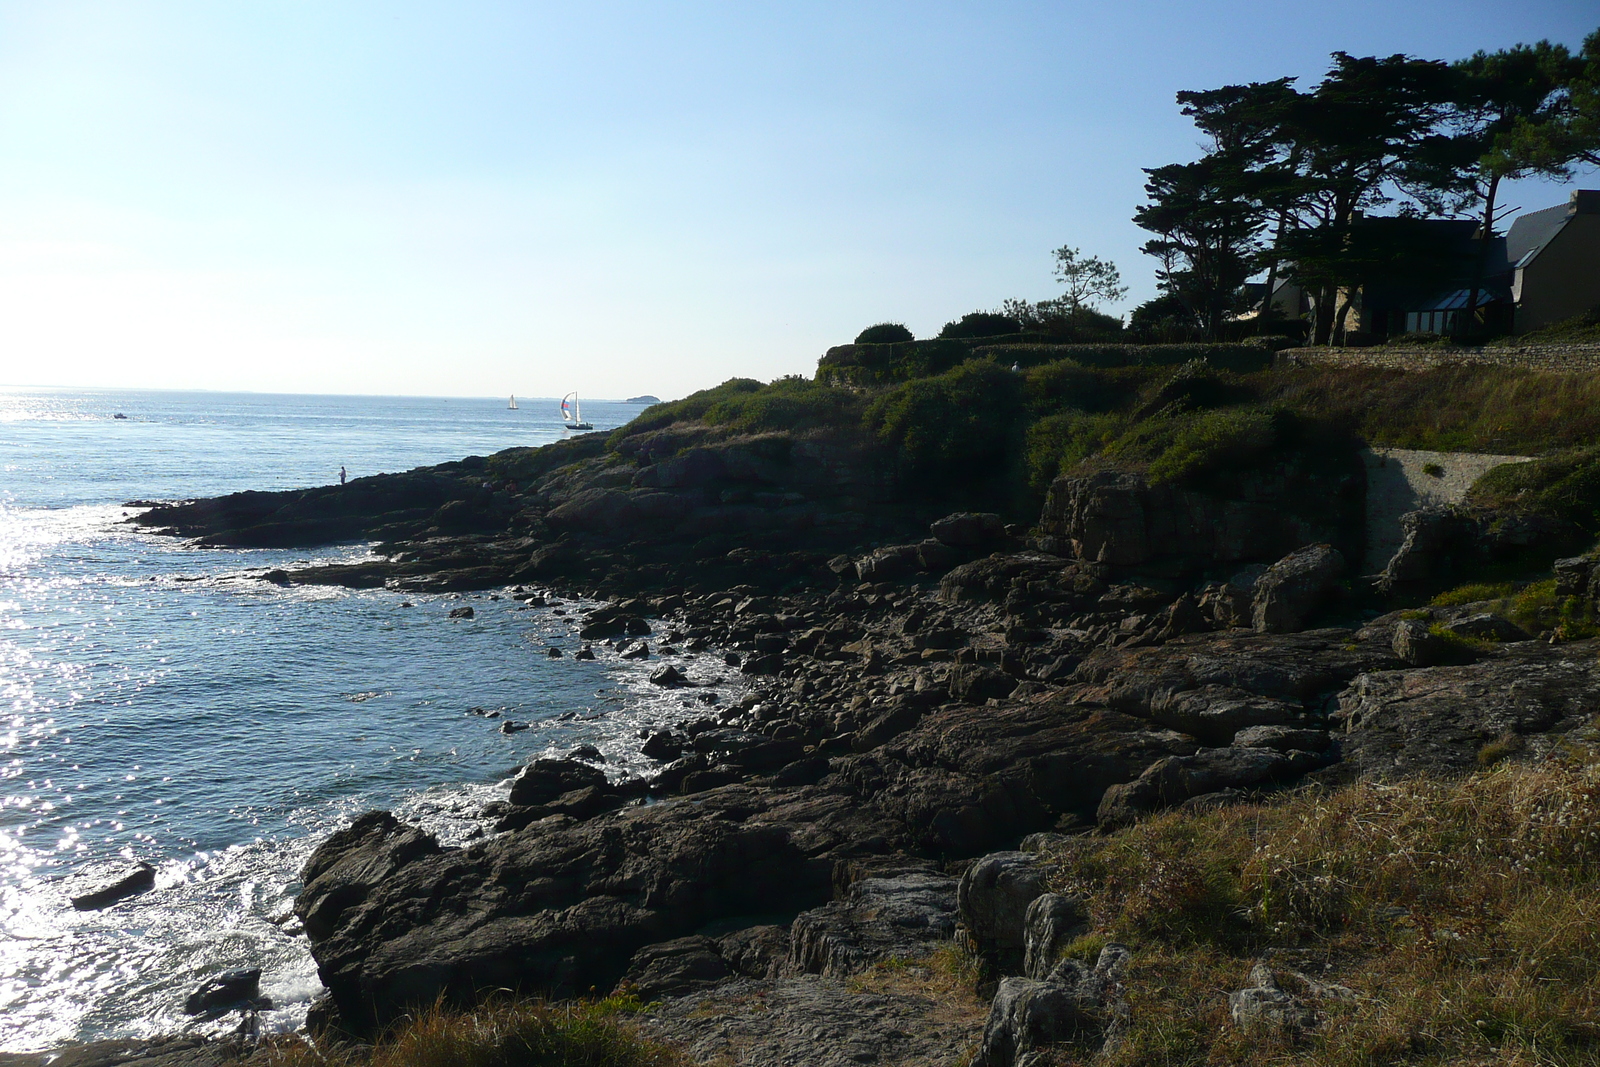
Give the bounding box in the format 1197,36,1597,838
0,1,1594,400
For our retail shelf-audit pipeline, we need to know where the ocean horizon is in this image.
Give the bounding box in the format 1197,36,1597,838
0,386,710,1052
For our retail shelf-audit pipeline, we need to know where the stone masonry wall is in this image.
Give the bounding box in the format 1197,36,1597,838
1277,343,1600,372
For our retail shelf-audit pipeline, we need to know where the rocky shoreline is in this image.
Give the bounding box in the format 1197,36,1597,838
36,406,1600,1065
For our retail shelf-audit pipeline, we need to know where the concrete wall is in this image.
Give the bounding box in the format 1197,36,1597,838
1362,448,1531,573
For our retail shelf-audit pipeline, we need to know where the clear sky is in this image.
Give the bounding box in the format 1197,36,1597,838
0,1,1594,401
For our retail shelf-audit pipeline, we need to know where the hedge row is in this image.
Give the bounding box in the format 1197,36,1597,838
815,339,1274,386
972,343,1276,374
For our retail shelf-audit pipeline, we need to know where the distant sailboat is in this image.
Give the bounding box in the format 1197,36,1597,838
560,392,593,430
508,395,518,410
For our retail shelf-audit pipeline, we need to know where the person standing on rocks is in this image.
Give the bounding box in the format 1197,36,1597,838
339,466,347,485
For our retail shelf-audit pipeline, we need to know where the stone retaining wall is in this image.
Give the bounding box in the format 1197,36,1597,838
1362,448,1531,573
1277,343,1600,372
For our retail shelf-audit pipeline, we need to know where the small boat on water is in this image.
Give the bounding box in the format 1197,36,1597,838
560,392,593,430
508,395,518,410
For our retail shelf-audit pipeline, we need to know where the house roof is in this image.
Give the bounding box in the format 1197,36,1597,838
1506,202,1570,268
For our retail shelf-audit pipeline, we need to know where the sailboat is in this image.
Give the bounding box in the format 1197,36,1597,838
508,395,518,410
560,392,593,430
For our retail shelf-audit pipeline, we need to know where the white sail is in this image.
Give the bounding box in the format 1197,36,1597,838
561,391,592,430
508,395,518,409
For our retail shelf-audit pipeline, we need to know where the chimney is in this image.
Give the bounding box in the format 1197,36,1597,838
1570,189,1600,215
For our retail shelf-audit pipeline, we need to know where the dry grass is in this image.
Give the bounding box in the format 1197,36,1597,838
252,995,689,1067
1035,757,1600,1065
1256,365,1600,455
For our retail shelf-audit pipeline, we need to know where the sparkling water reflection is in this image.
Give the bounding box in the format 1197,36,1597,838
0,389,722,1051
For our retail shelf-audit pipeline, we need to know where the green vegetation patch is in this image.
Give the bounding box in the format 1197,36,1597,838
1469,446,1600,532
864,358,1026,488
609,377,865,448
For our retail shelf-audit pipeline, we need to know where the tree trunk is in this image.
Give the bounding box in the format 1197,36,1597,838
1462,170,1500,341
1313,284,1336,346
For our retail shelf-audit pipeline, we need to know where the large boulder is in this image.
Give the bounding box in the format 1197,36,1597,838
929,511,1006,548
958,852,1045,972
1096,747,1295,827
976,944,1132,1066
616,936,731,1000
295,790,846,1035
854,544,922,582
1378,506,1582,597
1022,893,1090,981
508,758,609,806
69,861,156,911
1250,544,1345,634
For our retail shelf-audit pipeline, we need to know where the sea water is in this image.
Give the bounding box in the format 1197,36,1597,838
0,388,725,1051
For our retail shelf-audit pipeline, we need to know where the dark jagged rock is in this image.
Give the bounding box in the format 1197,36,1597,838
640,730,684,761
69,861,156,910
295,786,856,1034
787,869,958,977
958,852,1045,973
714,924,789,980
1442,612,1531,643
1040,463,1361,576
617,936,732,1000
1377,506,1582,597
1096,746,1298,827
1250,543,1344,633
507,759,608,806
976,944,1132,1067
1330,638,1600,780
648,664,690,687
183,968,265,1015
1391,618,1469,666
929,511,1006,548
948,664,1018,704
1022,893,1090,981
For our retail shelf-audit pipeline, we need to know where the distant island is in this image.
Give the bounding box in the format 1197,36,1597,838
625,394,660,404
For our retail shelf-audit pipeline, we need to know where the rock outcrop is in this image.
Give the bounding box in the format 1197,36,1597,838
1039,464,1361,577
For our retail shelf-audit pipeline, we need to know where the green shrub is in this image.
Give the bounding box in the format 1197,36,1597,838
486,435,608,482
698,375,863,435
1429,582,1517,606
938,311,1021,339
855,322,914,344
815,339,977,386
1468,446,1600,533
1022,360,1155,417
609,378,764,443
1139,408,1282,485
1093,406,1307,488
1024,411,1127,491
866,359,1026,486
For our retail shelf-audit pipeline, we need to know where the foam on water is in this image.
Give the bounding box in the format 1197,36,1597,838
0,388,718,1051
